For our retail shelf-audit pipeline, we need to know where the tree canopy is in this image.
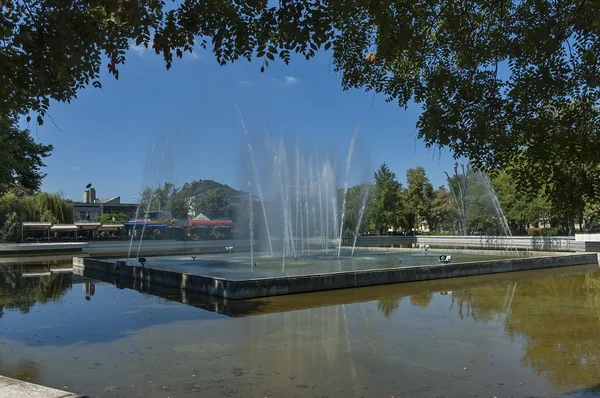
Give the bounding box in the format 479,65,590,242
3,0,600,218
4,0,599,158
0,120,53,195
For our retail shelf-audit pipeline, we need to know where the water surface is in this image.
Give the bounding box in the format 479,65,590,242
0,262,599,397
127,249,515,279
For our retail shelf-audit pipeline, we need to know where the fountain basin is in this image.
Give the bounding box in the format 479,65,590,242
73,251,598,299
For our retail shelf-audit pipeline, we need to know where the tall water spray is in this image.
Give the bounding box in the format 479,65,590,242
127,144,155,260
236,107,274,257
352,184,371,255
240,122,370,266
480,173,518,252
337,128,358,257
248,181,254,273
136,141,169,258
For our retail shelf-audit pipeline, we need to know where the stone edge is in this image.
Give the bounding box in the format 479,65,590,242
73,253,600,300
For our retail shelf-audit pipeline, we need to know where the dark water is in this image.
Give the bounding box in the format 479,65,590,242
0,261,600,397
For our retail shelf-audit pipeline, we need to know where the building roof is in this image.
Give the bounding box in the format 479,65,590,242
98,224,124,231
96,196,121,204
75,222,101,228
124,222,168,227
51,224,79,231
22,222,52,230
192,213,210,220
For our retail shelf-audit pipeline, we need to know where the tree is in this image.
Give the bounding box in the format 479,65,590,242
97,213,129,224
0,192,20,227
492,171,550,234
1,212,21,242
429,187,458,233
193,188,232,220
18,192,74,223
405,167,434,232
5,0,599,182
371,163,405,235
0,120,53,195
341,183,371,235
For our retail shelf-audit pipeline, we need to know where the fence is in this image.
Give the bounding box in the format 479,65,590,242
344,235,589,252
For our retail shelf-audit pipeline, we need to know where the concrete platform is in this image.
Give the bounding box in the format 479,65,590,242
0,375,80,398
0,242,88,256
78,263,598,318
73,252,599,300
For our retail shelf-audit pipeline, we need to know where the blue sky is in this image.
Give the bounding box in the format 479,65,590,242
27,45,458,203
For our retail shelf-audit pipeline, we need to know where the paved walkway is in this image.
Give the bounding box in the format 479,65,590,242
0,376,80,398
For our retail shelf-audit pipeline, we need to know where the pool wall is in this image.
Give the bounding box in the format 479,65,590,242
73,253,599,299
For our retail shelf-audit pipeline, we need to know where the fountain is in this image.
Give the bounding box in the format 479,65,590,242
242,125,369,273
136,141,169,258
479,173,518,252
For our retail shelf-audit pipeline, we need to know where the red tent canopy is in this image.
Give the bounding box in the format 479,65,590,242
188,220,233,227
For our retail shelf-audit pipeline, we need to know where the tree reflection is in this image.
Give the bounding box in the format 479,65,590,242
377,297,401,319
449,284,508,322
504,272,600,390
409,292,433,308
445,270,600,392
0,267,72,315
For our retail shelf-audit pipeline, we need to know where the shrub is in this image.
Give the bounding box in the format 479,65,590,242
527,227,562,237
1,212,21,242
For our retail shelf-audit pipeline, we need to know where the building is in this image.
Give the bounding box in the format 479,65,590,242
83,188,96,204
73,191,139,222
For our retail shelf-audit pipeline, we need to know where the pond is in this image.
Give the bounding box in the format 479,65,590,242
0,260,599,397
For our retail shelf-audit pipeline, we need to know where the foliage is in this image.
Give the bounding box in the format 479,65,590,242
370,163,406,234
428,187,458,233
0,192,20,226
341,183,371,235
445,164,469,235
1,212,21,242
492,171,550,233
140,180,243,221
0,120,53,195
96,213,129,224
405,167,434,231
0,268,71,314
526,228,563,237
210,228,225,240
4,0,600,220
0,191,73,232
18,192,74,223
193,188,232,220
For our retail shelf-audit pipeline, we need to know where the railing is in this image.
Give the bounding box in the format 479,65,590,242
343,235,586,252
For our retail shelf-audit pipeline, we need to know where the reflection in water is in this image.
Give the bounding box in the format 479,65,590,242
0,263,599,397
409,292,433,308
0,266,72,315
83,282,95,301
377,297,400,319
440,270,600,392
369,266,600,394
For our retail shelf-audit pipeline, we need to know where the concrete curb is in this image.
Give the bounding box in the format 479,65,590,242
0,376,82,398
73,252,599,300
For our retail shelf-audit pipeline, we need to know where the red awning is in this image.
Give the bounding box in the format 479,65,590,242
188,220,233,227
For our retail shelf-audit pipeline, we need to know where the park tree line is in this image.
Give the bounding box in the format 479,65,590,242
1,162,600,242
342,163,600,237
